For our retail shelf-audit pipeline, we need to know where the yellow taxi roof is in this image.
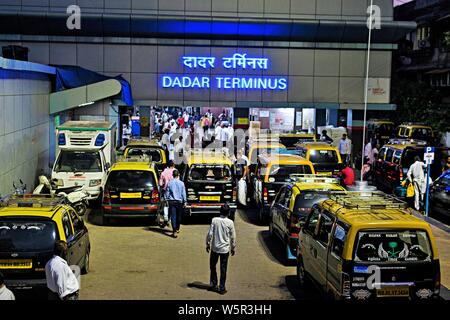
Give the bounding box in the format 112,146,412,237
296,142,338,150
293,182,346,192
125,139,162,148
186,152,233,166
111,160,153,171
258,153,312,165
0,207,61,219
398,124,432,129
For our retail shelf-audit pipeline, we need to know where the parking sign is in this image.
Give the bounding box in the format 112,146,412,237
424,147,435,165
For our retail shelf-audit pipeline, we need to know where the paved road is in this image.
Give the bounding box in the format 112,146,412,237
79,208,321,300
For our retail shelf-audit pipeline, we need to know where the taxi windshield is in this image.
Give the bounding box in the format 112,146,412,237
188,164,232,181
0,219,58,252
106,170,155,189
268,165,312,182
309,149,338,164
55,150,102,173
126,148,162,162
354,230,432,263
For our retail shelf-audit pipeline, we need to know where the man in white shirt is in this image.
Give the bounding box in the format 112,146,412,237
407,156,427,211
219,123,230,148
339,134,352,165
0,272,15,300
206,204,236,295
45,240,80,300
364,139,372,162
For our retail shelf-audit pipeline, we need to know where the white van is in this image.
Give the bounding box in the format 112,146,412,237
52,121,117,200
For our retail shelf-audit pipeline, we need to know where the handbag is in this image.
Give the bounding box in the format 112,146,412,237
406,183,415,198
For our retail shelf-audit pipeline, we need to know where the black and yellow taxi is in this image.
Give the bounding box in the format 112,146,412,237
123,138,167,172
101,157,160,225
269,175,345,262
296,192,440,301
0,195,90,291
373,140,449,194
252,154,315,223
295,142,342,174
182,150,237,218
395,123,435,144
278,132,316,150
367,119,395,145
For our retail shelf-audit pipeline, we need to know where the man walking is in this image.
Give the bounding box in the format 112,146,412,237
205,204,236,295
407,156,427,211
165,169,186,238
0,271,15,300
339,134,352,166
45,241,80,300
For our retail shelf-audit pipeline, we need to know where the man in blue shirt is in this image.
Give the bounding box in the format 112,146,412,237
165,169,187,238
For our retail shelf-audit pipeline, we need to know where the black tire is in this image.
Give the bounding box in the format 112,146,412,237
296,255,309,287
81,250,90,275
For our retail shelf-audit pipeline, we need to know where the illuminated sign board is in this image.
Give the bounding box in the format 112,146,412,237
160,53,288,90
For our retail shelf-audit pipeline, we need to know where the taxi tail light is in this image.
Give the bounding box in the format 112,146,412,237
399,165,403,180
151,189,159,203
103,188,111,204
290,214,301,236
263,187,268,202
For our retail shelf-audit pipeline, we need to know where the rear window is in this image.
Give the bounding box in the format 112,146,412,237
377,124,394,135
309,149,338,164
107,170,155,189
188,164,232,181
268,165,312,182
126,148,162,163
411,128,432,140
294,192,332,212
354,230,433,263
0,219,58,252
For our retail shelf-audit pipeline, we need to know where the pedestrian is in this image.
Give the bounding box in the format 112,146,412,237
219,122,230,148
160,160,175,191
443,155,450,173
339,134,352,166
165,169,186,238
0,271,15,300
407,156,427,211
122,123,131,146
45,240,80,300
183,112,190,129
320,130,333,144
205,203,236,295
364,138,372,164
340,162,355,187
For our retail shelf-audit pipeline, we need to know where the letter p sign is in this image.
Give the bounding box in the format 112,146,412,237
67,5,81,30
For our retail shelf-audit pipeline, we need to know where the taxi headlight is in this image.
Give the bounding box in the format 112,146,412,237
89,179,102,187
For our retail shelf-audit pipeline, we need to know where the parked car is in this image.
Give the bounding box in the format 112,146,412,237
395,123,435,144
296,192,440,301
182,151,237,219
295,142,343,175
430,170,450,218
367,119,395,146
252,154,315,224
269,175,345,262
123,138,167,173
101,157,160,225
0,195,90,292
373,140,448,195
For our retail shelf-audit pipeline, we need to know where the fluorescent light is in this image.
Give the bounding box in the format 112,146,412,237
78,101,95,107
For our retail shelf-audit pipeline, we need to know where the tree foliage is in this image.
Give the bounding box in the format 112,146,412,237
391,76,450,136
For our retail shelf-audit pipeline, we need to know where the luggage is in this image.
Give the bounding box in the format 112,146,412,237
238,178,247,206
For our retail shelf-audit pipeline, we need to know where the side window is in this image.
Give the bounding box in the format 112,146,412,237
385,148,394,163
378,147,386,161
331,222,349,258
304,206,320,235
392,150,402,165
69,210,84,235
317,212,334,246
62,213,73,239
283,187,293,208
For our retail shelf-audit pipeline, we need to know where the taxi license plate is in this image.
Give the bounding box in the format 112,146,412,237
376,287,410,297
200,196,221,201
0,259,33,269
120,192,142,199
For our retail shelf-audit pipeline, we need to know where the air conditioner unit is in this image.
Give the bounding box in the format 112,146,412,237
418,39,431,49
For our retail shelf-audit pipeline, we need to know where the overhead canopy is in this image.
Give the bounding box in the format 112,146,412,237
54,66,133,106
0,12,416,43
